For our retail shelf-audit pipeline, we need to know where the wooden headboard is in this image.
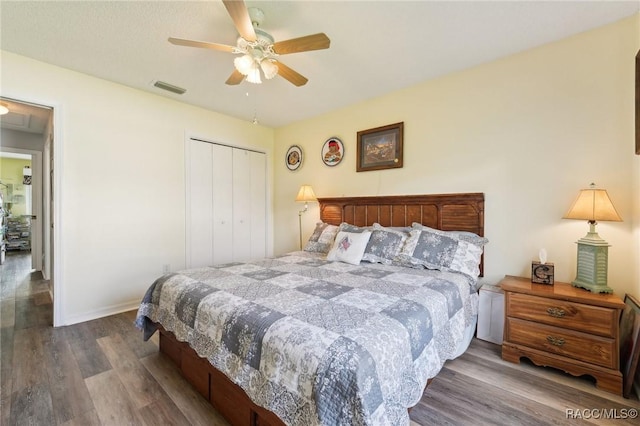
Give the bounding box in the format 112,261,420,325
318,193,485,275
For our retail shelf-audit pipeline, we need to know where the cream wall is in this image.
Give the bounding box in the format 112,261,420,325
274,14,640,299
1,51,275,325
1,14,638,324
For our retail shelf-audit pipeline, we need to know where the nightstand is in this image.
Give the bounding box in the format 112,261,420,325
500,275,625,395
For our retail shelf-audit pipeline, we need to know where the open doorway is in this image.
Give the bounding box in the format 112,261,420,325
1,97,55,315
0,149,43,268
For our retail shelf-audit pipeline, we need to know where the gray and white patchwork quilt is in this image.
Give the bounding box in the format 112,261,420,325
136,251,478,426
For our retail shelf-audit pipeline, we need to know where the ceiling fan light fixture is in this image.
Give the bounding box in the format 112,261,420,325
168,1,329,87
234,54,255,76
246,67,262,84
260,59,278,79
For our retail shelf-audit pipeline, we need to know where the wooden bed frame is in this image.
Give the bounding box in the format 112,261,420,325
156,193,485,426
317,193,485,275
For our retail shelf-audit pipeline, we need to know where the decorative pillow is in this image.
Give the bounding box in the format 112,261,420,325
326,231,372,265
387,226,412,233
361,223,409,265
399,226,488,278
411,223,488,247
304,222,339,254
338,222,372,233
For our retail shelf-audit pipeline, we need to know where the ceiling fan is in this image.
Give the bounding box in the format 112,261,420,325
168,0,330,86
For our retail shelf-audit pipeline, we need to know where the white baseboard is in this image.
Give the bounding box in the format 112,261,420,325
60,300,140,326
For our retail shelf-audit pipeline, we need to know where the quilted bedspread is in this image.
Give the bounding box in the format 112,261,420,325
135,251,478,426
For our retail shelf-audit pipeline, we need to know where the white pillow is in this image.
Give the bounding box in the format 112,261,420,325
326,231,372,265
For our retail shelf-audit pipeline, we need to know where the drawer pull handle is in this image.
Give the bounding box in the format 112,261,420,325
546,336,565,347
547,307,565,318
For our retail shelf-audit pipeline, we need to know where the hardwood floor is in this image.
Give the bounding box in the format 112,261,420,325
0,253,227,426
1,251,638,425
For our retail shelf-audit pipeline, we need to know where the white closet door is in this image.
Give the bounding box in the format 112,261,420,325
187,140,213,268
187,139,267,267
250,151,266,259
232,149,252,261
212,144,233,264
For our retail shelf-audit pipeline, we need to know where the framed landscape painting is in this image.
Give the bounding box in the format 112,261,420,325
356,122,403,172
636,49,639,155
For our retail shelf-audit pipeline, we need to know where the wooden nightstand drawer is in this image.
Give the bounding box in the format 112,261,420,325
506,292,617,337
506,317,616,369
500,275,625,395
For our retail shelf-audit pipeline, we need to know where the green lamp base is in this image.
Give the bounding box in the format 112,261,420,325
571,279,613,294
571,228,611,294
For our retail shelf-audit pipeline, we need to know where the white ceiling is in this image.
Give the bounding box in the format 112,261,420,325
1,1,638,128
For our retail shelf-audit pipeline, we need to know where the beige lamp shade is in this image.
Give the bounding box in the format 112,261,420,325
295,185,317,202
563,185,622,223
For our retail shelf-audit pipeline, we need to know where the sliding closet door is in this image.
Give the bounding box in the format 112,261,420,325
187,138,266,268
231,149,266,261
232,149,252,261
212,144,233,264
187,140,214,268
249,151,266,259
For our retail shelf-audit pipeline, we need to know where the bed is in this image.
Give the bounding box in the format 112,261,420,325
136,193,486,426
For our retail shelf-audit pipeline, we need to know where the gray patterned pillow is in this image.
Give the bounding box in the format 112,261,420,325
411,223,488,247
399,226,487,279
361,223,409,265
304,222,339,253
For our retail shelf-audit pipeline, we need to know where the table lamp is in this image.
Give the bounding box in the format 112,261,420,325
295,185,317,250
563,183,622,293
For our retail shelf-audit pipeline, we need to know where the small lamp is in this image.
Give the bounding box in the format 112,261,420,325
563,183,622,293
295,185,317,250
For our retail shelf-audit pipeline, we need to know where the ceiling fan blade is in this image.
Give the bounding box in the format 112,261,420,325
222,0,256,42
273,33,330,55
225,69,245,85
168,37,235,53
276,62,308,87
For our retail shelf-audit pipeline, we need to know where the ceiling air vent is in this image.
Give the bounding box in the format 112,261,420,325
153,81,186,95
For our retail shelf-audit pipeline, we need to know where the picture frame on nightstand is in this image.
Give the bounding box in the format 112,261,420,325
620,294,640,398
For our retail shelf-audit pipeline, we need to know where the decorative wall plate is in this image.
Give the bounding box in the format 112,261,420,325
321,137,343,166
286,145,303,171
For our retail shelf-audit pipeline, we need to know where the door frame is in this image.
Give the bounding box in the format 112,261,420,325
1,95,64,326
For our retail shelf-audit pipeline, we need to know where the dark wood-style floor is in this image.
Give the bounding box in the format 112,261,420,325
1,252,639,425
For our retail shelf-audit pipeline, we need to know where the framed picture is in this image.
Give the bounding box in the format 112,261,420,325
635,49,639,155
356,122,404,172
620,294,640,398
285,145,302,171
321,137,344,166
